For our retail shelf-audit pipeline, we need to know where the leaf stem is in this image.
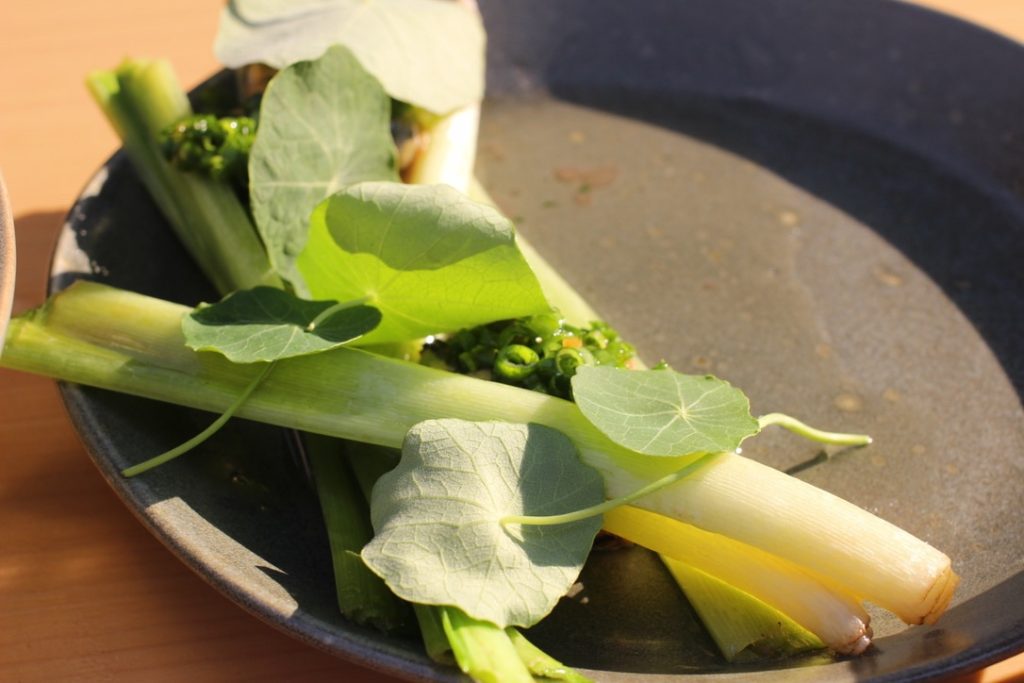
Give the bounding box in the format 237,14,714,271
501,452,717,527
121,361,275,477
505,628,594,682
306,296,373,331
757,413,872,447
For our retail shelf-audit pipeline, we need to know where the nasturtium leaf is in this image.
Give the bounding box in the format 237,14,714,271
182,286,381,363
296,182,550,346
362,420,605,628
215,0,486,114
572,366,759,456
227,0,339,21
249,45,399,288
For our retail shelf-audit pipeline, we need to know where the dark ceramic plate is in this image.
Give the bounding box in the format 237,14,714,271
52,1,1024,681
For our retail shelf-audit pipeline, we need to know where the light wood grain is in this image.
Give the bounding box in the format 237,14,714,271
0,2,1021,682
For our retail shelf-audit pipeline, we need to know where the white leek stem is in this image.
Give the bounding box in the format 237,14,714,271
405,104,480,192
620,453,958,625
1,282,957,627
604,506,871,654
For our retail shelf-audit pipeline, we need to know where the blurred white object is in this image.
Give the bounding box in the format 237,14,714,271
0,170,15,358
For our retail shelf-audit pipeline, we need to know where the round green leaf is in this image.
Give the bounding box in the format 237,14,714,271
215,0,486,114
182,286,381,363
296,182,550,345
249,44,399,286
362,420,605,628
571,366,759,456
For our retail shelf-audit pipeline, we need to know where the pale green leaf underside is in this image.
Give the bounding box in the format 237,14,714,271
572,367,759,456
297,182,550,346
362,420,604,628
182,286,381,363
227,0,339,22
215,0,486,113
249,44,399,288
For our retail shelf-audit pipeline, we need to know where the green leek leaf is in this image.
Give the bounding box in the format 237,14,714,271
182,286,380,363
571,366,759,456
362,420,604,628
297,182,550,345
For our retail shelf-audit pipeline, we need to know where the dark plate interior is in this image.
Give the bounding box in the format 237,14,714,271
52,1,1024,681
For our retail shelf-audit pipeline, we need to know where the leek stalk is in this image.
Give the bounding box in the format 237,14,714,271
439,607,534,683
305,435,411,630
1,282,958,629
604,506,871,654
86,59,281,295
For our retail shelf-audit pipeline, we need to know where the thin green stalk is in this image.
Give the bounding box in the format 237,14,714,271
758,413,872,447
439,607,534,683
413,604,455,665
121,361,274,477
306,295,373,331
87,59,281,295
502,453,716,527
505,629,593,682
305,435,411,631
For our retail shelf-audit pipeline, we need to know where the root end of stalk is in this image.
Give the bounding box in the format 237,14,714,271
844,631,874,657
920,566,960,626
829,619,873,656
896,561,960,626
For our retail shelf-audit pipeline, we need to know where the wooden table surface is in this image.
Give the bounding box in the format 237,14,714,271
1,2,1021,681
